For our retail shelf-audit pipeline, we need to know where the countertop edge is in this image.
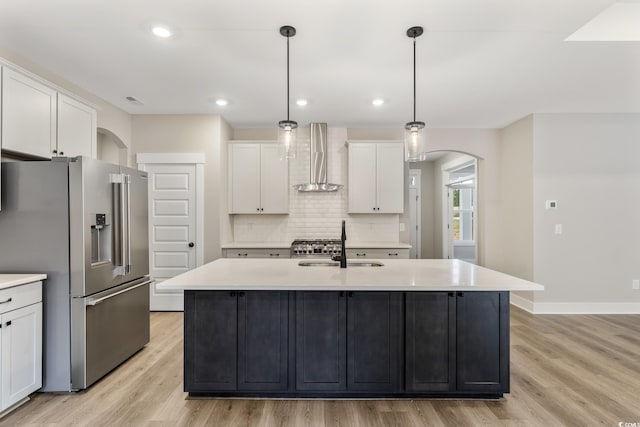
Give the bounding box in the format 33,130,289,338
0,274,47,291
222,242,412,249
159,283,544,291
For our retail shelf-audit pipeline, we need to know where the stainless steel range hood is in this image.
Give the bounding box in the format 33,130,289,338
295,123,342,192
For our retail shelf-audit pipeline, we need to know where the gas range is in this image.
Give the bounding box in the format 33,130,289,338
290,239,343,258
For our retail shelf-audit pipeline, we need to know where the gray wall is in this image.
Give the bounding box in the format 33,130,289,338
499,116,534,302
131,115,229,263
533,113,640,306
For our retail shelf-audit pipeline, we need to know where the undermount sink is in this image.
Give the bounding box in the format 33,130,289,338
298,261,384,267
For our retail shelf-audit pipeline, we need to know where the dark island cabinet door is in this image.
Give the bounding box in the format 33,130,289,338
295,291,347,391
347,292,402,392
237,291,288,391
184,291,238,392
405,292,456,392
456,291,510,393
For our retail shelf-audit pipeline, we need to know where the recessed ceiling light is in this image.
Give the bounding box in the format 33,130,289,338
215,99,228,106
372,99,384,106
152,26,172,38
296,99,308,106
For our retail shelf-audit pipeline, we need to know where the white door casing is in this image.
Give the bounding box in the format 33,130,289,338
137,153,204,311
409,169,421,259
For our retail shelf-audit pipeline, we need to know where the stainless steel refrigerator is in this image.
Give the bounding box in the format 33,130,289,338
0,156,151,391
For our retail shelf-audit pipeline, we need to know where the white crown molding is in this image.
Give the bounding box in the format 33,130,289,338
136,152,205,165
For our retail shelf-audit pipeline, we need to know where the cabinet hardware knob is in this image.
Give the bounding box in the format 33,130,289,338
389,253,398,257
356,253,366,257
348,292,353,298
458,292,464,297
339,291,345,297
448,292,454,297
188,242,195,248
257,208,260,211
6,321,11,327
0,298,12,305
373,207,376,211
52,149,58,154
60,151,64,155
260,208,264,211
230,291,236,297
269,253,280,257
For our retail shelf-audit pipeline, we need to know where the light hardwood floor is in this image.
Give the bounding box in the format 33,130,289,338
1,307,639,426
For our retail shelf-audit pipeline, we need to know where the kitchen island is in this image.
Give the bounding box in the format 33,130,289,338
158,258,543,399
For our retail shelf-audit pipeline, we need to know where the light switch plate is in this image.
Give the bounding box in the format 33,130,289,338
555,224,563,234
546,200,558,209
633,280,639,290
399,223,405,232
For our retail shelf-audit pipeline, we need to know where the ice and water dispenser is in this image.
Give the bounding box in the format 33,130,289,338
90,213,112,265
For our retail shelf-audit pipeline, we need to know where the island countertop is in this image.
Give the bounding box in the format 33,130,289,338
158,258,543,292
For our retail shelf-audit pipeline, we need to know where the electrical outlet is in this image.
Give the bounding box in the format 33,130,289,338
554,224,563,234
633,280,639,290
399,223,406,232
546,200,558,209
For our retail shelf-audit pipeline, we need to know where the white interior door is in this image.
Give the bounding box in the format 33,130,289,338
145,163,199,311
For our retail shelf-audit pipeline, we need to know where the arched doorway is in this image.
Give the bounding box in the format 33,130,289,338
408,150,481,264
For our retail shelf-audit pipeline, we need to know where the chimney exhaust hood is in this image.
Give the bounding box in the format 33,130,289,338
294,123,342,192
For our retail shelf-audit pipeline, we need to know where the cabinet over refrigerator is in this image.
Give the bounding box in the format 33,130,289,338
0,157,151,391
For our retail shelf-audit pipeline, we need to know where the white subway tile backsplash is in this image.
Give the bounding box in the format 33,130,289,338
233,127,399,243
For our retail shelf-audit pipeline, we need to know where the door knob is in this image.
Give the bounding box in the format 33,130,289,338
188,242,195,248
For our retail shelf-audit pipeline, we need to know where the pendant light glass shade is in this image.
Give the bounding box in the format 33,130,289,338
404,121,427,162
278,119,298,159
404,26,427,162
279,26,298,160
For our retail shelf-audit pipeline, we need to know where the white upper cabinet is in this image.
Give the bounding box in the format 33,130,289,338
348,141,404,214
57,93,97,158
229,142,289,214
1,67,57,159
0,65,97,160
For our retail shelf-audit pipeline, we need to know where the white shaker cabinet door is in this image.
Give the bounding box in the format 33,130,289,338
348,143,377,213
1,68,56,159
57,93,97,158
260,144,289,214
0,302,42,412
229,143,261,213
376,142,404,213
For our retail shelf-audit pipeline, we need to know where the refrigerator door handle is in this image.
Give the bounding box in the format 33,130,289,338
125,174,132,274
85,279,153,306
110,173,126,276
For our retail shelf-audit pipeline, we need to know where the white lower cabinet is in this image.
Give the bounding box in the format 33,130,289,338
346,248,410,259
0,282,42,416
222,248,290,258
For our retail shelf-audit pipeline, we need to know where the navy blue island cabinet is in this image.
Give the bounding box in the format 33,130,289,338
184,290,509,399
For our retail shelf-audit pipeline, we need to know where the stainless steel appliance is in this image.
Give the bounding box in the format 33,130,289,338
0,157,151,391
290,239,343,258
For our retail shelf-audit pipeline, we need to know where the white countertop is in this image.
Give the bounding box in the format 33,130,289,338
221,242,412,249
158,259,543,292
0,274,47,291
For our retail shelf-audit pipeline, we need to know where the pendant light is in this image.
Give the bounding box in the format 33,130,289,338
278,25,298,159
404,26,427,162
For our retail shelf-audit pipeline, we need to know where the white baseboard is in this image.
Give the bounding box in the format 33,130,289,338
510,296,640,314
532,302,640,314
510,294,534,313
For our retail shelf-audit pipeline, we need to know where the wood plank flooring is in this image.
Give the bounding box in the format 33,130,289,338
1,307,639,426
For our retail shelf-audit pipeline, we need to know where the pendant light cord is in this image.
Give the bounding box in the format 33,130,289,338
413,36,416,123
286,35,290,121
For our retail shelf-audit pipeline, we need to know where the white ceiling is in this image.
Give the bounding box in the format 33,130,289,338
0,0,638,128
